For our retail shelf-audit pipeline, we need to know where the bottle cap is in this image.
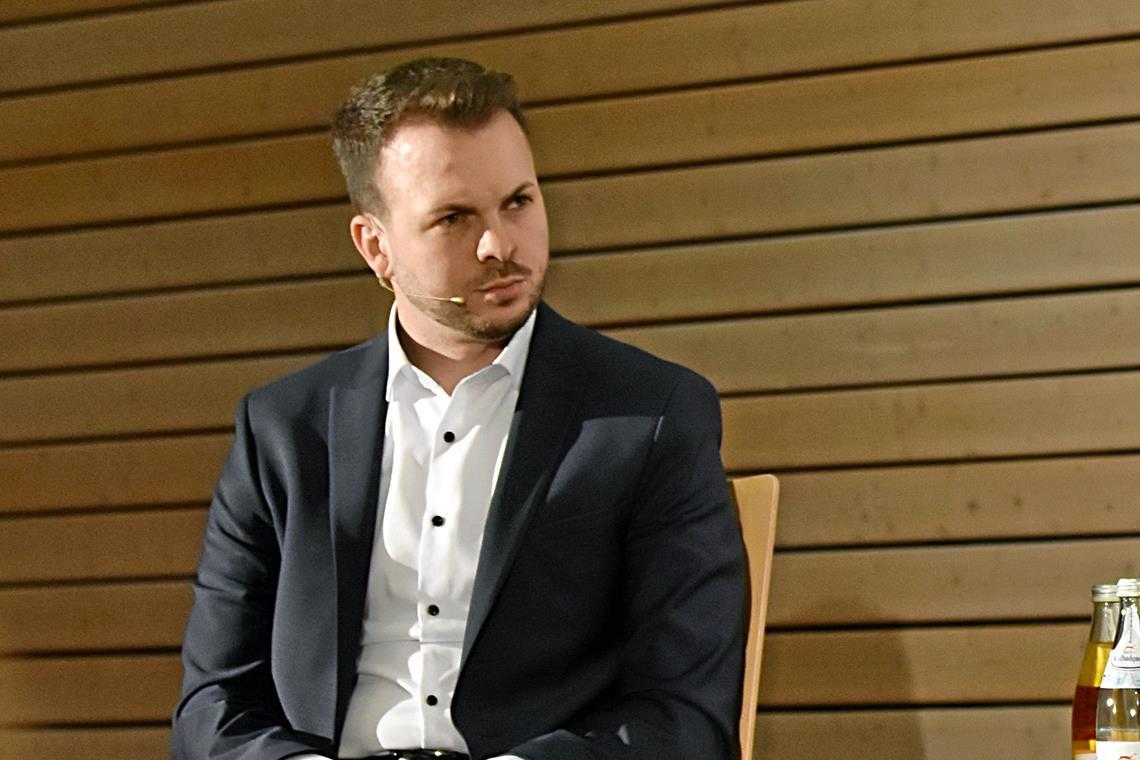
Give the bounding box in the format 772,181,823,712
1117,578,1140,597
1094,583,1122,602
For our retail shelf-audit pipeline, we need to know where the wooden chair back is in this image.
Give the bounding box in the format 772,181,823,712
730,474,780,760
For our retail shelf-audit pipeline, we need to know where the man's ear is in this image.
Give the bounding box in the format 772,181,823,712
349,213,392,278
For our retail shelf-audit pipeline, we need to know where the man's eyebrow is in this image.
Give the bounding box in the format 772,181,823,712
502,182,536,202
425,200,477,217
425,182,536,216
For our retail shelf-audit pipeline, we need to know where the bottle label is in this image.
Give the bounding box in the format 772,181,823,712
1103,605,1140,688
1096,741,1140,759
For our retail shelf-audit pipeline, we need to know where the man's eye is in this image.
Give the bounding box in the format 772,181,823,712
509,194,532,209
439,212,463,226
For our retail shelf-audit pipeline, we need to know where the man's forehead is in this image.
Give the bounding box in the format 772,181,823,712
376,112,535,206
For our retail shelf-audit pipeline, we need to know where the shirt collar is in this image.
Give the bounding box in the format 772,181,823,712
385,305,537,401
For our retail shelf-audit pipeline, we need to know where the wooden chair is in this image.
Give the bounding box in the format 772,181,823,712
730,474,780,760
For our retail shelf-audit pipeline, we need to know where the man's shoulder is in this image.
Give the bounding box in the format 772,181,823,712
539,304,717,403
243,333,385,413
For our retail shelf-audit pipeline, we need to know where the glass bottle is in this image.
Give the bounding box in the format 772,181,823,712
1074,584,1120,759
1096,578,1140,759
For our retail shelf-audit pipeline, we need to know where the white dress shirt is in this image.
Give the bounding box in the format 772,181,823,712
300,307,534,760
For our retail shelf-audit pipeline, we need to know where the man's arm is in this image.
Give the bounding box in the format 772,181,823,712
172,395,330,760
505,372,747,760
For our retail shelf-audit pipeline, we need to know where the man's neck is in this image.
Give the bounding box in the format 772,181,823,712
395,316,506,396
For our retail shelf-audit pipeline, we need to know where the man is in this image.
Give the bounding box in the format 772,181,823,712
173,58,746,760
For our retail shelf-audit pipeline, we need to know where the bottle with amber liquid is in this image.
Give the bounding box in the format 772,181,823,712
1096,578,1140,759
1073,584,1120,759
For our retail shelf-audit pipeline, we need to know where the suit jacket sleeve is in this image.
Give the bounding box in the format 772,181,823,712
506,372,747,760
172,394,330,760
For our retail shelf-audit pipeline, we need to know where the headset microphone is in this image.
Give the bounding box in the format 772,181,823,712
375,276,466,306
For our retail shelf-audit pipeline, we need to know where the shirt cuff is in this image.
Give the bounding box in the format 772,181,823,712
286,755,333,760
488,756,526,760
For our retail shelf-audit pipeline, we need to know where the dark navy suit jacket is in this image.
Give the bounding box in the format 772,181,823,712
173,303,747,760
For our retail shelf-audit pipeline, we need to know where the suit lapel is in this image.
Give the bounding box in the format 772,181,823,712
327,337,388,743
462,306,585,661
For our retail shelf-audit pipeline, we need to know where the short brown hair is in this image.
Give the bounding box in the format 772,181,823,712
331,57,526,213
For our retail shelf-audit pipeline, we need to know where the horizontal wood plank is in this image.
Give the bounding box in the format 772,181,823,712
531,37,1140,176
612,288,1140,394
775,454,1140,546
0,707,1071,759
545,121,1140,253
0,434,229,514
722,369,1140,471
0,580,190,653
0,726,170,760
1,535,1132,647
769,538,1140,627
0,508,204,583
0,0,728,94
4,119,1139,240
7,275,1139,383
760,622,1086,707
0,353,316,444
0,624,1086,724
0,276,385,372
0,1,172,25
6,361,1140,464
754,705,1068,760
545,204,1140,326
0,203,359,304
7,32,1140,168
4,202,1138,313
4,0,1139,97
0,653,180,724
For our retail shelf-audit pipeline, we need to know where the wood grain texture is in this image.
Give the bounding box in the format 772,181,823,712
0,434,229,514
0,653,180,724
0,624,1086,724
4,202,1138,310
0,508,204,583
0,353,316,444
774,454,1140,546
759,622,1086,706
544,121,1140,252
754,705,1069,760
612,288,1140,394
769,538,1140,627
530,37,1140,175
7,277,1138,382
0,707,1069,760
6,362,1140,460
4,0,1139,96
0,203,359,304
7,29,1140,165
0,726,170,760
0,0,730,94
0,531,1129,645
0,580,191,653
721,369,1140,471
5,119,1138,238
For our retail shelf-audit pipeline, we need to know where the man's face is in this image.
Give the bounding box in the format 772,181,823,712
363,109,549,344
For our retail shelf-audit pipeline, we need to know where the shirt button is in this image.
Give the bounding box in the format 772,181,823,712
443,431,455,443
426,694,438,706
431,515,445,527
427,604,440,616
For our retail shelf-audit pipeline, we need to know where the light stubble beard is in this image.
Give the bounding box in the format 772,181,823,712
400,260,545,343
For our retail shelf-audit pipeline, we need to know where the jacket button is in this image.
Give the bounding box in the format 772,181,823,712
431,515,445,527
443,431,455,443
427,604,440,616
426,694,438,706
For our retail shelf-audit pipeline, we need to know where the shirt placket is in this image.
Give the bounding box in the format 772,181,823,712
416,385,468,746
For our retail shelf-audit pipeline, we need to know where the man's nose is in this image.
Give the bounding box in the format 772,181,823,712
476,218,515,262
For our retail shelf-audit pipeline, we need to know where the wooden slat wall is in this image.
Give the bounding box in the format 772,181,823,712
2,1,1138,757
